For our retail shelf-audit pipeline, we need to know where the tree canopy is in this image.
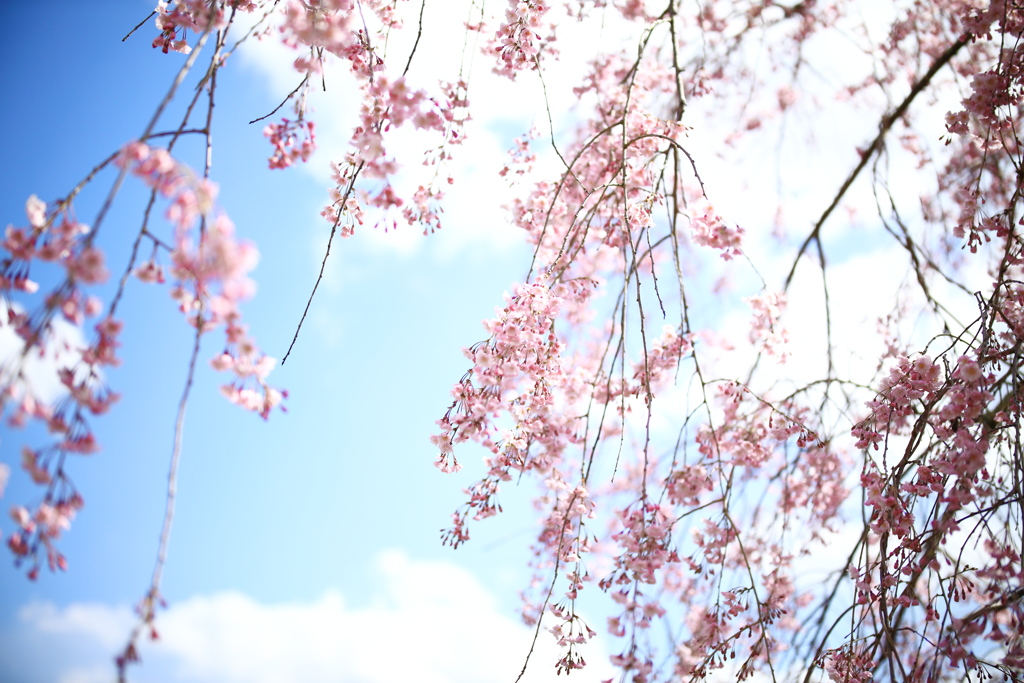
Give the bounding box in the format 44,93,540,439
2,1,1024,682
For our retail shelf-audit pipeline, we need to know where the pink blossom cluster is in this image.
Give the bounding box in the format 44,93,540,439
690,517,736,568
0,134,289,577
744,292,788,361
433,281,570,469
592,325,693,408
960,0,1024,41
279,0,401,77
153,0,200,54
845,347,1015,672
119,142,284,419
594,382,829,675
822,646,875,683
2,196,107,296
320,161,366,238
927,355,993,477
400,184,446,235
118,142,218,232
671,575,794,681
353,76,454,179
7,495,83,580
673,604,730,678
854,354,996,545
435,280,596,548
314,74,463,236
780,446,846,525
0,194,125,576
512,480,596,669
434,280,569,456
963,70,1012,126
629,325,693,400
548,607,596,673
264,117,316,169
606,589,667,637
152,0,242,54
696,411,777,471
688,206,744,260
493,1,551,76
854,353,994,543
608,647,654,683
852,354,942,450
666,464,713,505
861,463,915,537
280,1,358,57
181,217,285,419
610,503,678,584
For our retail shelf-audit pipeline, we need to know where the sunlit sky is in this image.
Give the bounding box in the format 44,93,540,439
0,2,987,682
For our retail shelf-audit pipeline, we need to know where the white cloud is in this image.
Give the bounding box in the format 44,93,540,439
18,551,614,683
0,311,86,407
19,601,134,651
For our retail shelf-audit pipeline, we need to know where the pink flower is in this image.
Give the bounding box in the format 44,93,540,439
688,206,744,259
954,355,983,384
67,247,109,284
25,195,47,228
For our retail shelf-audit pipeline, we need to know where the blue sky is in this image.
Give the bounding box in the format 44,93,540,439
0,3,601,681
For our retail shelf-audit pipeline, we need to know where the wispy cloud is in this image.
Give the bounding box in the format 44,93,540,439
13,551,613,683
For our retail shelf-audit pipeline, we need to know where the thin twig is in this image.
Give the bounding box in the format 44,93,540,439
123,12,156,42
249,74,310,125
784,35,969,289
402,0,428,77
282,161,365,364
